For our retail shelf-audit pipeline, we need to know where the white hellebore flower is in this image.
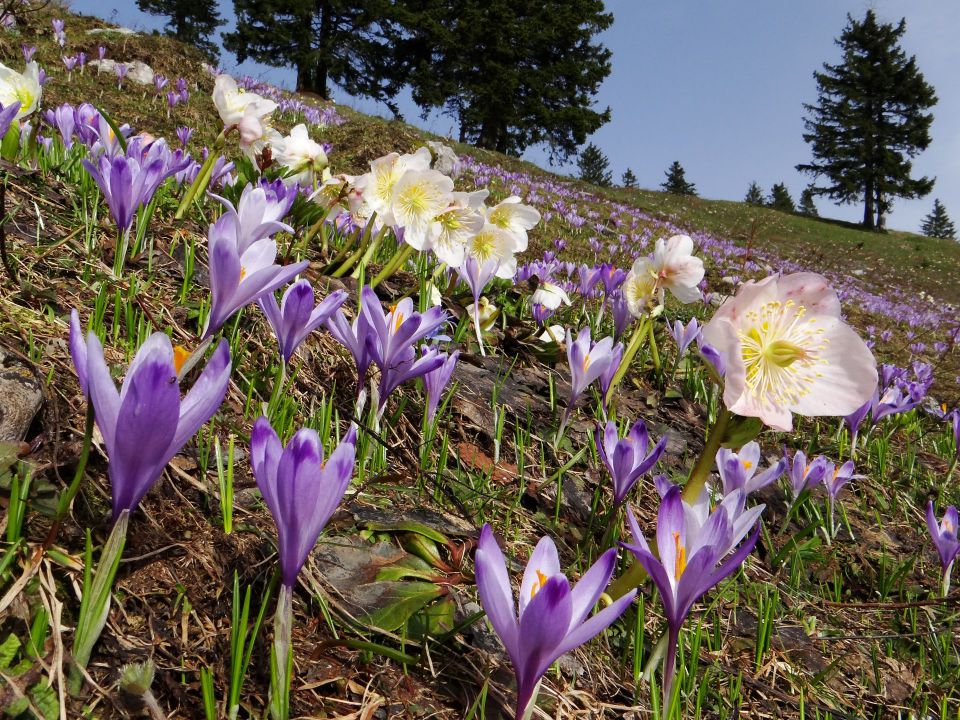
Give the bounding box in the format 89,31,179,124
273,124,328,187
432,190,488,267
487,196,541,252
532,282,572,310
390,168,454,250
701,272,877,432
212,74,277,129
0,60,42,119
623,234,704,317
467,297,499,332
466,222,519,280
356,147,432,226
538,324,566,344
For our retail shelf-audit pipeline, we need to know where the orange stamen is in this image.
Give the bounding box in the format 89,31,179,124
173,345,190,375
742,460,753,470
673,531,686,580
530,569,548,600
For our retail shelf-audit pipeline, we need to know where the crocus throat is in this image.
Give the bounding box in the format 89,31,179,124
742,460,753,470
173,345,190,375
673,532,686,580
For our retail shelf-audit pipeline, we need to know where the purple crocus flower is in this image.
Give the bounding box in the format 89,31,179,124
0,102,21,139
926,501,960,596
249,416,357,587
69,319,231,520
597,341,623,411
474,525,636,720
22,45,36,62
565,327,615,409
423,348,459,423
577,264,602,298
787,450,828,500
609,292,632,342
98,46,107,60
116,63,128,88
668,317,701,357
697,339,726,379
211,181,295,255
843,398,872,449
154,74,169,96
202,218,309,340
531,303,553,326
599,263,626,296
44,103,76,148
257,280,347,365
326,304,374,399
176,126,193,147
458,256,499,355
594,418,667,505
62,55,78,73
949,410,960,462
716,442,787,496
824,460,856,500
622,486,761,712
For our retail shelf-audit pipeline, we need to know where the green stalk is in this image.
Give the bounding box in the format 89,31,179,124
647,318,661,373
370,244,415,288
54,404,95,523
174,129,226,220
69,510,130,694
331,220,376,278
681,407,732,503
351,225,389,279
603,318,649,408
269,584,294,720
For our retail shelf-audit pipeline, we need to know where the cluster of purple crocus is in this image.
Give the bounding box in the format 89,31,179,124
844,361,934,450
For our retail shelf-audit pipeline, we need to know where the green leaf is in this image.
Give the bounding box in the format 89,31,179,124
375,556,436,582
407,597,456,640
719,415,764,448
363,582,443,632
362,520,448,544
399,533,443,567
30,680,59,720
0,633,21,669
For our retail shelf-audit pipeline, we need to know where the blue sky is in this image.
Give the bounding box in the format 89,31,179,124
68,0,960,234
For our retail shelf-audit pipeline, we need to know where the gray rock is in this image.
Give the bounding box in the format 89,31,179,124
86,27,138,36
125,61,154,85
0,346,42,442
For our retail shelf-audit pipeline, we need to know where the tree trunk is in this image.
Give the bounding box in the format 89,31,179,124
297,0,331,97
862,179,875,229
875,188,887,230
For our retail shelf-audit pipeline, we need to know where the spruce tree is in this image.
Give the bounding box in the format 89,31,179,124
767,183,796,213
798,186,819,217
224,0,408,110
797,10,937,230
403,0,612,160
621,168,638,189
661,161,697,196
744,181,764,206
136,0,223,60
920,199,956,239
578,143,612,186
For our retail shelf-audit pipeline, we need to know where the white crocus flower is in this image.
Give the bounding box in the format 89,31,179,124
356,147,432,226
532,282,572,310
389,168,454,251
488,196,540,252
273,124,328,187
0,61,42,119
212,74,276,129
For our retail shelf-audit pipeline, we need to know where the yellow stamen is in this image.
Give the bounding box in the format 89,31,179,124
582,353,591,372
173,345,190,375
673,531,686,580
530,569,548,600
239,266,247,281
742,460,753,470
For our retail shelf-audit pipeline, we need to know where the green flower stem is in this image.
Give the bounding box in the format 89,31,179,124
647,318,661,373
351,226,389,279
174,129,226,220
69,510,129,695
603,318,650,409
269,584,294,720
370,243,415,289
53,404,95,525
681,406,732,503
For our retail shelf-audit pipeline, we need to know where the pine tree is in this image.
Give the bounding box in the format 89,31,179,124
920,199,956,239
767,183,796,213
578,143,612,186
403,0,612,160
744,181,764,206
660,161,697,196
797,10,937,230
798,186,819,217
621,168,638,189
224,0,408,110
136,0,223,60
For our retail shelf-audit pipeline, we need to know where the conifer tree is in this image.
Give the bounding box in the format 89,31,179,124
578,143,612,186
136,0,223,60
403,0,612,160
224,0,407,111
797,10,937,230
920,199,956,239
767,183,796,213
621,168,638,189
744,181,764,206
798,186,819,217
661,161,697,196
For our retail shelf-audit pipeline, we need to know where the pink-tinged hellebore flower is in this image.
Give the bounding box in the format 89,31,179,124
69,320,231,520
701,272,878,432
622,486,761,713
422,348,459,423
926,501,960,596
202,217,309,339
623,235,704,317
716,442,787,497
257,280,348,365
594,418,667,506
474,525,635,720
249,416,357,588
